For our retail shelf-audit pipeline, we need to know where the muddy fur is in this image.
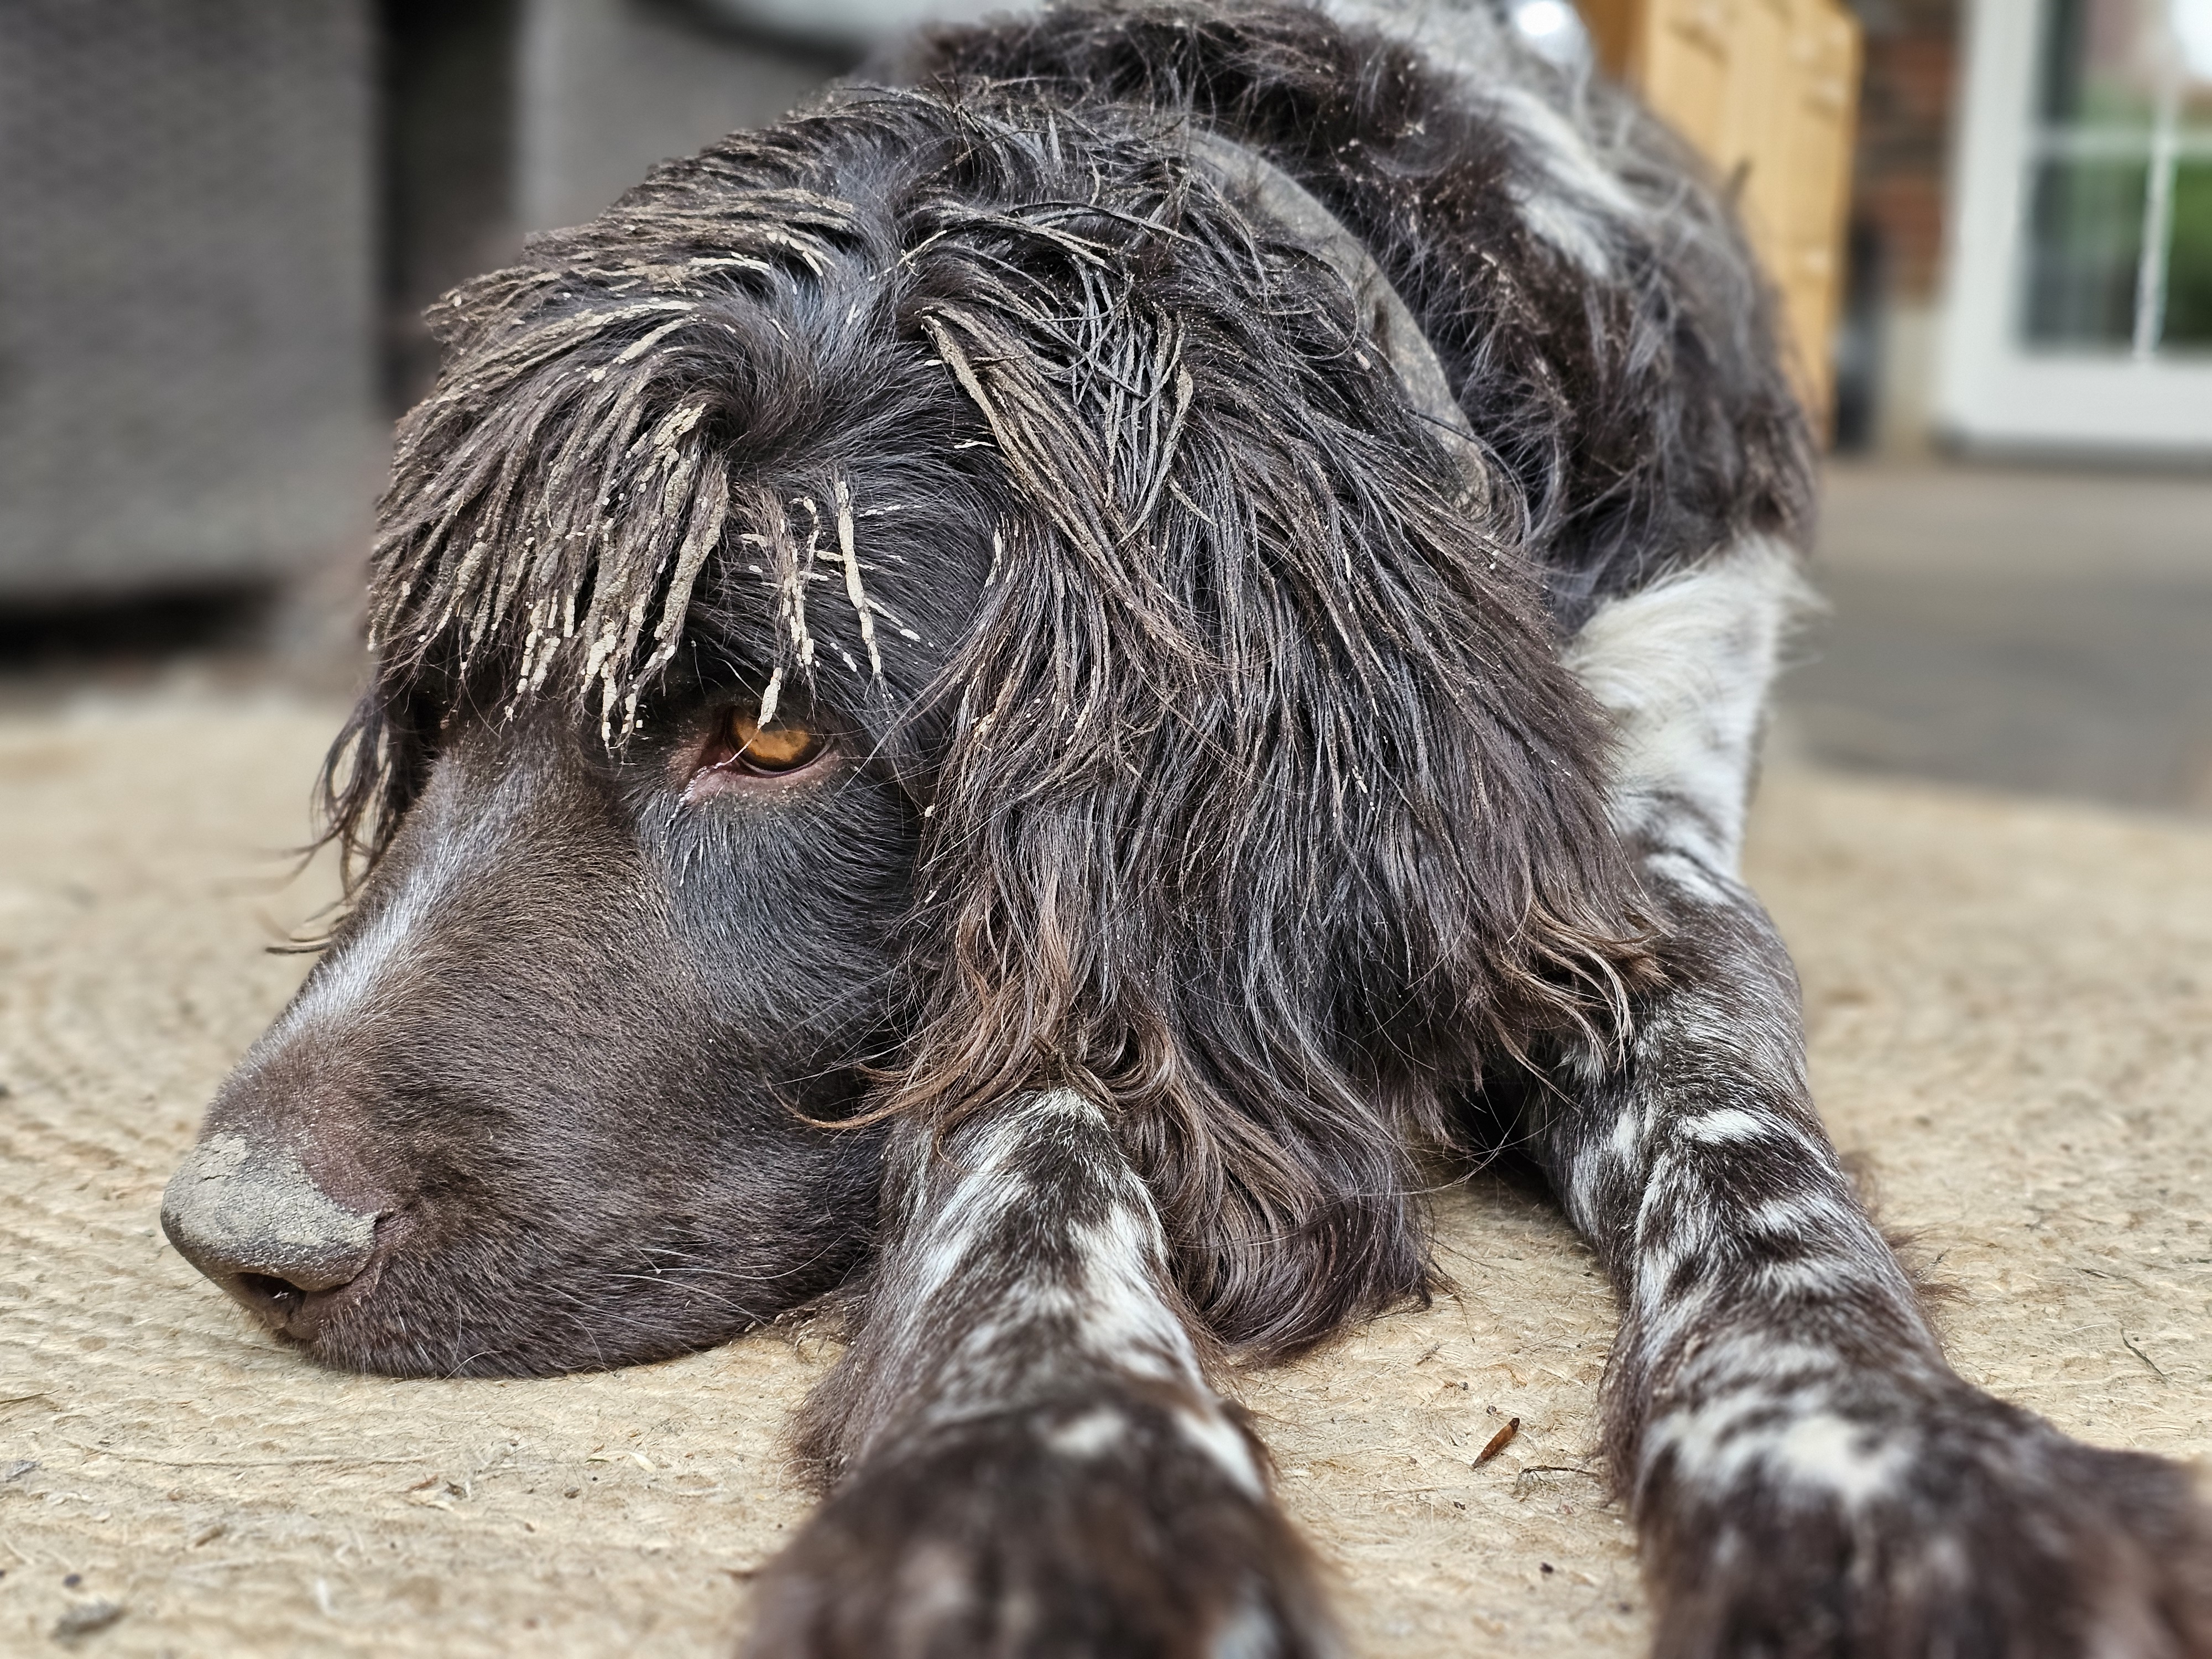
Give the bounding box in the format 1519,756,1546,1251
158,6,2212,1656
319,3,1749,1358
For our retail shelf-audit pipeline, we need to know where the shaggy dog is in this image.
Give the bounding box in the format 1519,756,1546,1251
162,2,2212,1653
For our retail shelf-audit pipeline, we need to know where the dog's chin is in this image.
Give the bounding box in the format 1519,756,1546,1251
239,1234,821,1379
273,1287,740,1379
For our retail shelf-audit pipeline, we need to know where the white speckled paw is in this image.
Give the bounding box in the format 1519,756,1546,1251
742,1393,1338,1659
1639,1384,2212,1658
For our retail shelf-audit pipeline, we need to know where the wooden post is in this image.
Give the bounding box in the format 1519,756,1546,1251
1579,0,1861,432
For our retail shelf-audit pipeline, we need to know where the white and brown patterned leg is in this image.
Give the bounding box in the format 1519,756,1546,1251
1547,541,2212,1658
745,1088,1336,1659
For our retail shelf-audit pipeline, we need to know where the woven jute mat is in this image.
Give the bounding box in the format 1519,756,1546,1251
3,690,2209,1656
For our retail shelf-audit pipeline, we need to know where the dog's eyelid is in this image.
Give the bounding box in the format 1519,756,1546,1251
727,708,823,772
675,699,834,801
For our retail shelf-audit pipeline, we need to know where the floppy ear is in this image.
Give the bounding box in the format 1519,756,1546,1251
886,165,1648,1357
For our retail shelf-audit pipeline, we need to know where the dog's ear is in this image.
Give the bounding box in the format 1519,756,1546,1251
889,190,1647,1355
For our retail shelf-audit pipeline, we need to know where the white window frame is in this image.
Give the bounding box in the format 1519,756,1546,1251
1937,0,2212,456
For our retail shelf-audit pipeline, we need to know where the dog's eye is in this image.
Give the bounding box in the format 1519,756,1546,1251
726,710,823,774
679,701,832,801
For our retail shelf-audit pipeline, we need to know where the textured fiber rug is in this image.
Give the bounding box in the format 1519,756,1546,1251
4,691,2209,1656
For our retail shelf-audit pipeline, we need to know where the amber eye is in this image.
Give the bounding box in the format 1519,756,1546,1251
724,709,823,774
681,702,831,801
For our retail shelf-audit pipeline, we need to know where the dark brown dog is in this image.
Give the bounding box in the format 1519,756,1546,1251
164,4,2212,1653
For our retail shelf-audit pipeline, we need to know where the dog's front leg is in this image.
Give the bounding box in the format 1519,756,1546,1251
745,1088,1335,1659
1541,547,2212,1656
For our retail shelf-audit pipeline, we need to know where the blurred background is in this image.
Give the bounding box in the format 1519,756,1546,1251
1,0,2208,816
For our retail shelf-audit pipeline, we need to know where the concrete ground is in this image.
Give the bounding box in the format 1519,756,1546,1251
1787,461,2212,816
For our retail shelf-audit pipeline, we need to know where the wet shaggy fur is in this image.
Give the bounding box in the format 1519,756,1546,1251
324,0,1784,1359
161,3,2212,1656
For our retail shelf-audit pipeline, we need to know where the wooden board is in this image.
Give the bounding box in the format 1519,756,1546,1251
1580,0,1861,430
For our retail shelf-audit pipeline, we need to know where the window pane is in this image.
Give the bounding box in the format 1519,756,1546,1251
2022,158,2147,346
2039,0,2162,128
2162,161,2212,346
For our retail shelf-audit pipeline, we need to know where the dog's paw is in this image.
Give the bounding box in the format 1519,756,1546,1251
1641,1381,2212,1658
742,1388,1338,1659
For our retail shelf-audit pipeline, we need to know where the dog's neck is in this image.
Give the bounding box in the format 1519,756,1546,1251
1185,129,1477,462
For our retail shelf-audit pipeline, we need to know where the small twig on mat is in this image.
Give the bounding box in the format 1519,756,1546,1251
1512,1464,1601,1495
2121,1331,2168,1381
1474,1417,1520,1466
70,1443,413,1470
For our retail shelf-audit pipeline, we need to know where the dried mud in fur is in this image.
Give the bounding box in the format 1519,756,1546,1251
333,48,1691,1361
5,695,2210,1655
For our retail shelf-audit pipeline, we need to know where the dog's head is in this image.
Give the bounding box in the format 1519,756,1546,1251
164,85,1643,1376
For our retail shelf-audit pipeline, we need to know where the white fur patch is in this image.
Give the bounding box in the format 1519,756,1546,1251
1651,1392,1912,1510
903,1162,1033,1313
1046,1408,1129,1460
1070,1206,1199,1383
1176,1407,1267,1500
883,1089,1227,1451
1750,1256,1861,1301
269,766,527,1042
1676,1107,1790,1147
1564,538,1813,877
1769,1412,1912,1507
895,1091,1119,1311
1744,1192,1853,1240
1608,1099,1647,1162
1486,84,1642,276
1655,1380,1929,1513
1209,1595,1286,1659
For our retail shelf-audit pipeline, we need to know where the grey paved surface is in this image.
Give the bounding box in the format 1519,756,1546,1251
1783,461,2212,817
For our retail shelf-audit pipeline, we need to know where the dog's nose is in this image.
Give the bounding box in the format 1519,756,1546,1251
161,1134,378,1321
